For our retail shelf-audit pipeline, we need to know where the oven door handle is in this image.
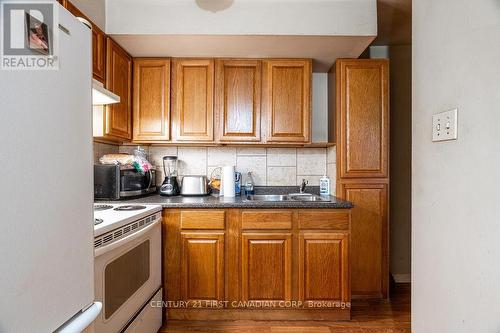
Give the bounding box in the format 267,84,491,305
94,219,160,257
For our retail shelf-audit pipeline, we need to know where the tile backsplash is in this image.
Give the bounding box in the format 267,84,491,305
93,142,119,163
114,145,337,192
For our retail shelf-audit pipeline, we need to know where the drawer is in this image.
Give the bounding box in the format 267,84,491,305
180,210,225,229
241,210,293,229
298,210,350,230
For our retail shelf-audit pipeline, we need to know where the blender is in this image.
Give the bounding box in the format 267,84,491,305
159,156,180,196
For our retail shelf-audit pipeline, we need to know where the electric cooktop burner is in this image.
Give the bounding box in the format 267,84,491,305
94,204,113,211
113,205,147,211
94,218,104,225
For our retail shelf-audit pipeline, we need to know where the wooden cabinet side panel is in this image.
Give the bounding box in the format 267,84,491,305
163,210,182,302
337,59,389,178
338,183,388,298
133,59,171,141
226,209,241,303
172,59,215,142
105,38,132,140
215,60,262,142
241,233,292,301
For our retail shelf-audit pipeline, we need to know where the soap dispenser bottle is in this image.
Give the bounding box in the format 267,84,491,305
319,174,330,196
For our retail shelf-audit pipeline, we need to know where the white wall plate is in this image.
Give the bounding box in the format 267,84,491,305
432,108,458,142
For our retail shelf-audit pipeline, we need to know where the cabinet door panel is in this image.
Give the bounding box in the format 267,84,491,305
241,233,292,301
216,60,261,142
299,233,349,304
181,232,224,302
172,59,214,142
92,26,106,82
133,59,170,142
339,182,388,298
263,60,311,143
105,38,132,140
337,60,389,178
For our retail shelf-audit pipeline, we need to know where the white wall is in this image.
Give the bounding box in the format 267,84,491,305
413,0,500,332
106,0,376,36
312,73,328,142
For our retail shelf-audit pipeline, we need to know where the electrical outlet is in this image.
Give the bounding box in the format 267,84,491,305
432,108,458,142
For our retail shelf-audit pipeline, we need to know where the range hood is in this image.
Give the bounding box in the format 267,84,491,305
92,79,120,105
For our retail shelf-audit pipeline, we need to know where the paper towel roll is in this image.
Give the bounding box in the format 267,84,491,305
222,165,235,197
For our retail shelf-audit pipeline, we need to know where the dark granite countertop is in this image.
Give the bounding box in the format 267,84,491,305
118,187,353,209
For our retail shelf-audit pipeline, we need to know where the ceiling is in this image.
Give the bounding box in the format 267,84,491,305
111,34,375,72
373,0,411,45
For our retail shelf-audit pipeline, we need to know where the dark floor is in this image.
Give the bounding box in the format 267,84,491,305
159,283,411,333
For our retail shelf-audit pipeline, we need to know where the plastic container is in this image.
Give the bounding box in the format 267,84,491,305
244,171,255,196
319,175,330,196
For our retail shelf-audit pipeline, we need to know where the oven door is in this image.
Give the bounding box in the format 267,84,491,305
94,218,161,333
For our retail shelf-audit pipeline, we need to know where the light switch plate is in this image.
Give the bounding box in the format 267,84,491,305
432,108,458,142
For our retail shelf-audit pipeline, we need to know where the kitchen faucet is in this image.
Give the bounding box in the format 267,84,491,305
299,179,308,194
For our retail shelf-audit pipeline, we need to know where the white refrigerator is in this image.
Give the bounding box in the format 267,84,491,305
0,5,101,333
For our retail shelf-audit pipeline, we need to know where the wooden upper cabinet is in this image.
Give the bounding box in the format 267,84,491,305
60,0,106,82
336,59,389,178
241,233,292,301
172,59,215,142
338,182,388,299
262,60,311,143
105,38,132,140
91,26,106,82
133,59,171,142
215,60,262,142
299,232,349,305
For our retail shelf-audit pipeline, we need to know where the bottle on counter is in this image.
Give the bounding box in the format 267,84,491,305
235,172,242,196
319,174,330,196
244,171,255,196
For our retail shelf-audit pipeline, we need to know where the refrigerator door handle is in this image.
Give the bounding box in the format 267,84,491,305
55,302,102,333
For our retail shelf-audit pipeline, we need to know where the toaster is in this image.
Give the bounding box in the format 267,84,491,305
181,175,209,196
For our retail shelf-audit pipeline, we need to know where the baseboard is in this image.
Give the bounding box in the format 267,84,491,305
392,273,411,283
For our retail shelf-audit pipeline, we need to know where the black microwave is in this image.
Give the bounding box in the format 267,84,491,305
94,164,157,200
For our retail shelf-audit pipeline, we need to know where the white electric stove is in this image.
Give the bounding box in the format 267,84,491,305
93,203,162,237
93,203,163,333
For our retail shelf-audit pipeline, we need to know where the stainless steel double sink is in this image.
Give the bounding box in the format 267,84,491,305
243,194,331,202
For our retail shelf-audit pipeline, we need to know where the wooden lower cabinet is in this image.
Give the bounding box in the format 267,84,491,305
338,182,388,299
298,232,349,305
163,208,351,320
181,232,224,303
241,233,292,301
